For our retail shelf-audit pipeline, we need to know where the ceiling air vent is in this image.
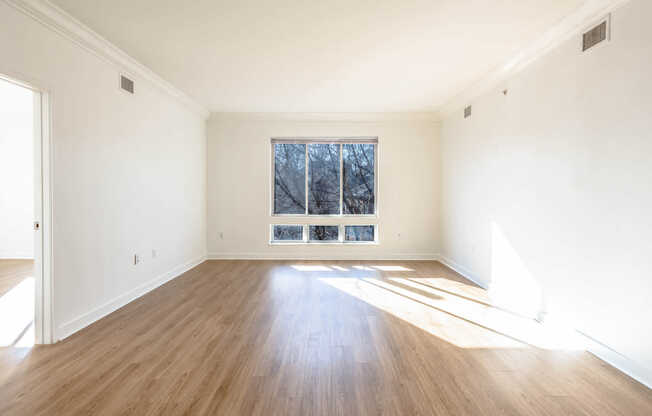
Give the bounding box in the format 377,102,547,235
464,105,472,119
120,75,134,94
583,17,609,52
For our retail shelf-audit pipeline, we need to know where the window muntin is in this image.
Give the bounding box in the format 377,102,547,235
344,225,375,242
272,138,377,217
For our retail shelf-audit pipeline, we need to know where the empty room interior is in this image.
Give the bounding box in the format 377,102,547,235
1,0,651,414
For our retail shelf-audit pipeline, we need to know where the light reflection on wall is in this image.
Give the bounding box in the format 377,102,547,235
489,222,544,320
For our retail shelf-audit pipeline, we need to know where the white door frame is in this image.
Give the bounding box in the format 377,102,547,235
0,71,54,344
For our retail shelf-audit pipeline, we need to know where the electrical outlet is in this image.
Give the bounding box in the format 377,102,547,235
134,254,141,265
219,232,224,240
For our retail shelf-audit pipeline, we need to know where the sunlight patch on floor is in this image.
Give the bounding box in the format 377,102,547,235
407,277,489,304
0,277,35,347
291,265,333,272
352,265,374,271
371,265,414,272
13,322,34,348
320,277,585,350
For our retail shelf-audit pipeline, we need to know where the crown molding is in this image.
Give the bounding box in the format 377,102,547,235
210,112,441,124
4,0,210,119
436,0,631,119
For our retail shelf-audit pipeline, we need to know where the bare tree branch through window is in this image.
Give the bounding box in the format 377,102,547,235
274,144,305,214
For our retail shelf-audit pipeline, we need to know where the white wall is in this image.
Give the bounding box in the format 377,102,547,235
0,2,207,340
0,80,34,259
207,114,440,259
441,0,651,386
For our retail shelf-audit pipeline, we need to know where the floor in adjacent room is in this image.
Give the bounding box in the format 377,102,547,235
0,260,650,415
0,259,35,352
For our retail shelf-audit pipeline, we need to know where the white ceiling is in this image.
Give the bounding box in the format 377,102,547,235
51,0,585,113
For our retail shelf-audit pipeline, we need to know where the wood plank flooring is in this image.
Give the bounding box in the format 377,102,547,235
0,259,33,298
0,260,650,415
0,259,35,355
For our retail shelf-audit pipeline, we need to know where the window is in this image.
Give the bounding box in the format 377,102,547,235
309,225,339,241
343,144,375,214
273,143,305,214
271,137,378,244
344,225,375,242
308,144,340,215
272,225,303,241
270,224,377,244
273,138,377,216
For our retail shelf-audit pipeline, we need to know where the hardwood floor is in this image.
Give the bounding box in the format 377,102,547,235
0,260,650,415
0,259,33,298
0,259,35,355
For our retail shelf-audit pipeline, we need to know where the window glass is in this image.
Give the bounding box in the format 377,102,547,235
345,225,374,242
343,143,375,214
308,144,340,215
274,143,306,214
272,225,303,241
309,225,339,241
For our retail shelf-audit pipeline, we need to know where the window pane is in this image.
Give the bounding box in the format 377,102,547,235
343,144,375,214
308,144,340,214
273,225,303,241
309,225,339,241
274,144,306,214
345,225,374,242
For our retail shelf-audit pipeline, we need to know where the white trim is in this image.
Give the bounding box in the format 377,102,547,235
4,0,210,119
40,88,54,344
56,255,206,341
436,254,488,289
577,331,652,389
32,88,45,345
0,253,35,259
207,253,438,261
212,112,440,123
437,0,632,118
271,137,379,144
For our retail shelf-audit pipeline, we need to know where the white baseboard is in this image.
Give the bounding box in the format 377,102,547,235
207,252,440,261
437,254,651,390
56,254,206,341
0,252,34,259
436,253,488,289
577,331,652,389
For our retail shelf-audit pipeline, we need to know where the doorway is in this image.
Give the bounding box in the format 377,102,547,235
0,74,52,347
